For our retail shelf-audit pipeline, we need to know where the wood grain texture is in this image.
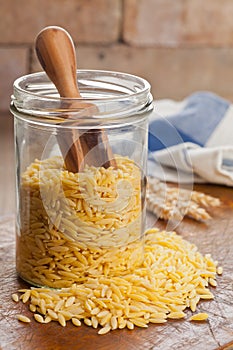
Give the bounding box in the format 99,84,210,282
0,185,233,350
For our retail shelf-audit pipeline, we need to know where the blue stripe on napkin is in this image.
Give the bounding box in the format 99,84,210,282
148,92,230,152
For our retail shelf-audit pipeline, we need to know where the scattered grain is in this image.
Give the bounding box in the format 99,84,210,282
22,290,31,303
44,316,52,323
29,304,37,313
167,311,186,319
72,318,81,327
58,313,66,327
12,294,19,302
110,316,118,330
126,320,134,329
91,316,98,329
189,313,209,321
47,309,58,320
34,313,44,323
17,314,31,323
84,318,92,327
98,325,111,335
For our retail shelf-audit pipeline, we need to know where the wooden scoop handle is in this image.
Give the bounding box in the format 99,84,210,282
35,26,116,172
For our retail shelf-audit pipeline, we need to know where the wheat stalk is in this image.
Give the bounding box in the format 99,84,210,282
147,177,221,221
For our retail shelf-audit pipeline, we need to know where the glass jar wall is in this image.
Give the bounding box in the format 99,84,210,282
10,70,153,288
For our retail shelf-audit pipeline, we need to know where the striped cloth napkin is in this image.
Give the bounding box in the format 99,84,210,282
148,91,233,186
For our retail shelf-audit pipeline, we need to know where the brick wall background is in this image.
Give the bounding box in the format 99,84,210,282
1,0,233,112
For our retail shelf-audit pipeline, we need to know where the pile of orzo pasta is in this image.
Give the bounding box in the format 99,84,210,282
13,156,222,334
14,228,222,334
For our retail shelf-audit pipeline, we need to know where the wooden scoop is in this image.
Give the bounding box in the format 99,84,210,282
35,26,116,172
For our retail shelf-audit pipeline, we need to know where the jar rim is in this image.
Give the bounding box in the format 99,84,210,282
11,69,153,125
13,69,151,101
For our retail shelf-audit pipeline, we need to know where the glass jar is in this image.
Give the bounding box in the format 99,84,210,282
10,70,153,288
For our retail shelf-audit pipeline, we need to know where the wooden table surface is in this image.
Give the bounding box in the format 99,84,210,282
0,114,233,350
